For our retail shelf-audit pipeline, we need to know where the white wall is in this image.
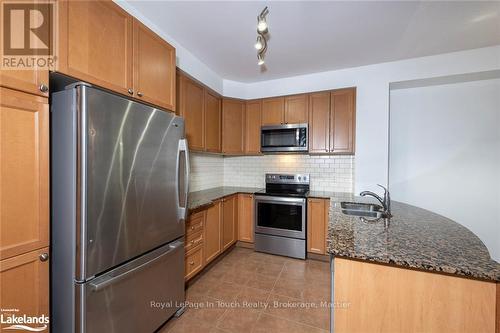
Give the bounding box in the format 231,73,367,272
224,46,500,195
389,78,500,262
115,1,224,94
223,155,354,192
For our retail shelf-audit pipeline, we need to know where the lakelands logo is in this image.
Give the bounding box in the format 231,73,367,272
1,0,57,70
0,310,48,332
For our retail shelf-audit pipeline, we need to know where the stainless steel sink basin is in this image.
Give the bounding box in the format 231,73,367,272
340,202,389,219
341,210,389,219
340,202,383,212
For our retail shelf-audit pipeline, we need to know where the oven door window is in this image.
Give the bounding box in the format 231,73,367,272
257,202,303,232
261,128,298,148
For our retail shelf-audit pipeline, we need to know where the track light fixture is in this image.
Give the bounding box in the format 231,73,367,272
256,6,269,66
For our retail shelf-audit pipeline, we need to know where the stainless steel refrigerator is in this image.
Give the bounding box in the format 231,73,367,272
51,83,189,333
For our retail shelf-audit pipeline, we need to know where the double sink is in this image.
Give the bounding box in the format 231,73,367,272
340,202,390,219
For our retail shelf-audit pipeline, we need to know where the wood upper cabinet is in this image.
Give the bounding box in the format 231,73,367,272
222,98,245,155
204,90,222,153
330,88,356,154
178,74,205,151
307,198,329,255
309,92,330,154
58,1,176,110
0,69,49,98
238,194,254,243
0,247,49,328
245,100,262,155
0,88,49,260
133,20,176,111
285,94,308,124
262,97,285,125
222,195,238,251
204,200,222,264
57,0,133,95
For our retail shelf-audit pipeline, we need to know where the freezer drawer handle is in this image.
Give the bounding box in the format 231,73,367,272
89,241,183,292
176,138,190,222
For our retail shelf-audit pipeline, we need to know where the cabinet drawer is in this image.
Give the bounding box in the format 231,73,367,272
185,245,203,280
185,231,203,253
186,215,204,236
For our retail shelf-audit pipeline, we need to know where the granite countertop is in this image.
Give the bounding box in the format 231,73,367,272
327,195,500,282
188,186,262,211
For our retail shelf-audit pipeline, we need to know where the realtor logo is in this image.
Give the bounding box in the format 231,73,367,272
1,0,56,69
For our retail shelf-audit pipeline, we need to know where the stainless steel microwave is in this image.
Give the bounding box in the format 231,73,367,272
261,123,308,152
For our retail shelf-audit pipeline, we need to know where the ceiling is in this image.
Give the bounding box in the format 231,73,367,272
127,1,500,82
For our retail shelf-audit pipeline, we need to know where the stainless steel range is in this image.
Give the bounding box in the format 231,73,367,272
254,174,310,259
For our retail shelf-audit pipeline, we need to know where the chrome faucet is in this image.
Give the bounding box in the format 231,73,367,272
360,184,391,216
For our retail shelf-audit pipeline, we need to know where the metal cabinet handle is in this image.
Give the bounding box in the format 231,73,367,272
127,88,133,95
189,261,194,265
39,84,49,93
137,92,143,97
39,253,49,262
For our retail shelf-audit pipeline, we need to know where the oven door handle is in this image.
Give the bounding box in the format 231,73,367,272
254,195,306,204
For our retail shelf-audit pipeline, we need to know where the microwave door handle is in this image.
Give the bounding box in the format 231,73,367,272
296,128,300,146
176,138,189,222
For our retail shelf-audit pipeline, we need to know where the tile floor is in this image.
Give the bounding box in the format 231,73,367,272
159,247,330,333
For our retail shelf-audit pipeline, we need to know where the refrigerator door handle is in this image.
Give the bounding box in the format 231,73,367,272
89,240,183,292
176,138,190,222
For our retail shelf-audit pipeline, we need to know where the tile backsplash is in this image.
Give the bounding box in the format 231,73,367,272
190,153,354,193
189,153,224,191
223,155,354,192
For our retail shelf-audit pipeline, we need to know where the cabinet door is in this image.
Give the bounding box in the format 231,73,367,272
222,195,238,251
308,92,330,154
0,69,49,98
244,100,262,155
133,20,176,111
0,88,49,260
0,247,49,329
285,94,308,124
238,194,254,243
204,90,221,153
179,75,205,151
262,97,285,125
205,201,222,264
222,99,245,155
58,0,133,95
307,198,328,255
330,88,356,154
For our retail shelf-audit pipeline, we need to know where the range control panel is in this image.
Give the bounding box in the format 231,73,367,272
265,173,310,185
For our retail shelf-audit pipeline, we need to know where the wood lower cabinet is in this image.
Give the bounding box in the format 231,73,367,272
238,194,254,243
262,97,285,125
307,198,329,255
285,94,308,124
222,195,238,251
178,74,205,151
204,200,222,264
57,0,133,95
133,20,176,111
0,88,49,260
0,247,49,329
222,99,245,155
204,90,222,153
244,100,262,155
334,258,497,332
185,245,203,281
330,88,356,154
